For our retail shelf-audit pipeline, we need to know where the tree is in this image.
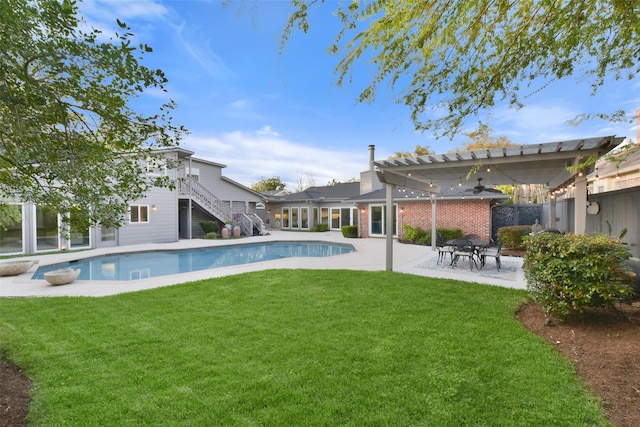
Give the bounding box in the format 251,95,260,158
284,1,639,139
251,176,287,192
461,123,513,151
0,0,186,231
458,123,548,203
294,169,316,192
391,144,432,158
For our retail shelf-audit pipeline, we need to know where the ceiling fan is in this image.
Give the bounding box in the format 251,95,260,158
473,178,486,194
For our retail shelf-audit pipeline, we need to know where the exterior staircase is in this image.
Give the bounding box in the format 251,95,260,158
178,179,265,236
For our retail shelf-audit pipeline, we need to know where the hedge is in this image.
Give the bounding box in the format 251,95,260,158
523,233,635,319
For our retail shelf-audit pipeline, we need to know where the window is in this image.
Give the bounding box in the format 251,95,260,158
36,206,60,251
185,167,200,182
282,208,290,228
0,204,23,254
69,207,90,249
146,157,167,176
130,205,149,223
301,207,309,229
101,226,116,242
331,208,341,230
291,207,299,229
320,208,329,225
369,204,397,237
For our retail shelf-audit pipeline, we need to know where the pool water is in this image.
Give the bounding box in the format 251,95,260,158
32,241,356,281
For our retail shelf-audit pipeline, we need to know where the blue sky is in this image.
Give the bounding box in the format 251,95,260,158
79,0,640,190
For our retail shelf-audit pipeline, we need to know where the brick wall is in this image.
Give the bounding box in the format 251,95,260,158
357,200,492,240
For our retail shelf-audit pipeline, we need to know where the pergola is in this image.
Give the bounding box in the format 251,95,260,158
374,135,626,270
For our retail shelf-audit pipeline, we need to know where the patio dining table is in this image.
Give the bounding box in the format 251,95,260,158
447,238,490,269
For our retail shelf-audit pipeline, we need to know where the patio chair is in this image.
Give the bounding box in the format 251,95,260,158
451,239,477,270
480,241,502,271
436,233,453,264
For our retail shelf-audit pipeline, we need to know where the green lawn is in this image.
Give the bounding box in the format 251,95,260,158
0,270,608,426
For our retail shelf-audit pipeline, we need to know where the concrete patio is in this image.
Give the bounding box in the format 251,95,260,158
0,231,526,297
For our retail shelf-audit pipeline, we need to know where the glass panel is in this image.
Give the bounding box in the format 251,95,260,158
101,226,116,242
69,208,90,248
36,206,59,251
139,206,149,222
282,208,289,228
331,208,340,229
0,204,23,254
275,209,282,228
370,206,383,235
340,208,351,227
321,208,329,225
313,208,319,227
131,206,139,223
291,207,299,229
301,208,309,229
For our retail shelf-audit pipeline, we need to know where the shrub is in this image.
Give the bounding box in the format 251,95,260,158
497,225,531,249
402,225,462,245
341,225,358,238
523,233,635,319
200,221,220,235
311,224,329,232
204,232,218,240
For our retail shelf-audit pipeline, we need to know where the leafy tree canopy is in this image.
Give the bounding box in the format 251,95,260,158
0,0,186,230
251,176,287,192
460,123,514,151
284,0,639,139
391,144,432,158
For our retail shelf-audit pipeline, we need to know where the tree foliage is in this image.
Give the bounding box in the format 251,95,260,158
0,0,186,230
251,176,287,192
284,0,639,138
461,123,513,151
391,144,432,158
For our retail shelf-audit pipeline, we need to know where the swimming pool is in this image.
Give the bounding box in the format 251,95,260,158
31,241,356,281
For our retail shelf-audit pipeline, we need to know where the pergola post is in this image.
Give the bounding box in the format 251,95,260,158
385,183,395,271
431,194,437,251
574,176,588,235
548,194,557,229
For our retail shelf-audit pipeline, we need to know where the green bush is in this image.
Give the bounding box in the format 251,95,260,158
311,224,329,232
497,225,531,249
341,225,358,238
523,233,635,320
402,225,462,245
200,221,220,235
204,232,218,240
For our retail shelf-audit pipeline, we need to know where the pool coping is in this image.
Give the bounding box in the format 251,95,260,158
0,231,527,297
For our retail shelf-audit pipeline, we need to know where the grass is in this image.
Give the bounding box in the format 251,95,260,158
0,270,608,426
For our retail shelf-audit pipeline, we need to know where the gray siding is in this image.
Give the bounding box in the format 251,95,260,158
543,187,639,258
117,186,178,246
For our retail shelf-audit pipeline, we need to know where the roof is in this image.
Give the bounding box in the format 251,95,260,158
374,136,626,193
349,186,509,202
266,182,361,202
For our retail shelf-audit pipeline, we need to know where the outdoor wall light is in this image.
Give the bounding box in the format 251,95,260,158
458,177,462,187
151,204,157,212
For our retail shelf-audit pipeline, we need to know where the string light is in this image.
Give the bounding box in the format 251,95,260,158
616,166,620,180
458,177,462,187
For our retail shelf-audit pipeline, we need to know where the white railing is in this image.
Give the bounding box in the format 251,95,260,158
178,179,232,223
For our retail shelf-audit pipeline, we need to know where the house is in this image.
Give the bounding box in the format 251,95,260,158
0,148,264,255
264,145,509,240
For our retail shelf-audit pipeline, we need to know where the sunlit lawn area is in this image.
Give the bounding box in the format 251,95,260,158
0,270,608,425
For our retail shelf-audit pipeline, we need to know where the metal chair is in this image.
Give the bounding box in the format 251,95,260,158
480,242,502,271
436,233,453,264
451,239,477,270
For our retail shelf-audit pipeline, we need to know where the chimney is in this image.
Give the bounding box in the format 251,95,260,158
368,144,375,173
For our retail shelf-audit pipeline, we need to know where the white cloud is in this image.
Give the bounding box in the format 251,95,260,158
182,127,366,189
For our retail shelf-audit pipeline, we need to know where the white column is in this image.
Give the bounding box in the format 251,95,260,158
431,194,437,250
385,183,394,271
574,176,588,235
